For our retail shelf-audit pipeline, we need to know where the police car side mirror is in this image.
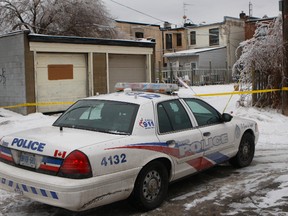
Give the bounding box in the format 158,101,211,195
222,113,233,122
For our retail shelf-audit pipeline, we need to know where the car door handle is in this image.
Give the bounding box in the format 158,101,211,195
203,132,211,137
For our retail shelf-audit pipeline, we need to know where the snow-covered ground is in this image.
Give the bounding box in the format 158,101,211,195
0,84,288,216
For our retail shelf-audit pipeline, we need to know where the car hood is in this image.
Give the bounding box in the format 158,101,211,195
0,126,125,157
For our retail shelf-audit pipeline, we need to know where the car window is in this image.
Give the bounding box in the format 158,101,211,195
53,100,139,135
184,98,222,127
157,100,192,133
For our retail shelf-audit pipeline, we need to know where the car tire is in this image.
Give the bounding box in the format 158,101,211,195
130,161,169,211
230,132,255,168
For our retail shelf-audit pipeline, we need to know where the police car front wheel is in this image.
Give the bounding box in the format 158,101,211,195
130,161,169,211
230,132,255,168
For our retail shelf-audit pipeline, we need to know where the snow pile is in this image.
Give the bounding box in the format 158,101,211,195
0,111,56,137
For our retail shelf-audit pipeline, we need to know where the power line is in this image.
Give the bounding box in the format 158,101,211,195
109,0,167,23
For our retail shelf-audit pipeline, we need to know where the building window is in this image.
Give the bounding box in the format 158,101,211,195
209,28,219,46
176,33,182,46
190,31,196,45
135,32,144,38
191,62,196,70
166,33,172,50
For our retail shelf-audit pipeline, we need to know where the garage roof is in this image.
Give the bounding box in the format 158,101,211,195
28,33,155,48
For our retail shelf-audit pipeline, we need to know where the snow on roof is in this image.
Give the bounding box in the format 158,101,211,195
164,46,226,58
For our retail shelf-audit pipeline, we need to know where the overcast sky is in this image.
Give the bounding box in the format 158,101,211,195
104,0,280,26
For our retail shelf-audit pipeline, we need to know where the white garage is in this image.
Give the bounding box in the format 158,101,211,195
0,32,155,114
35,53,88,113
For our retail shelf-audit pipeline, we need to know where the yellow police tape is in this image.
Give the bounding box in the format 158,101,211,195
0,101,74,109
1,88,288,109
195,88,283,97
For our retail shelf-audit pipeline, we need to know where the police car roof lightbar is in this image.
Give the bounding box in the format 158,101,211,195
115,82,179,94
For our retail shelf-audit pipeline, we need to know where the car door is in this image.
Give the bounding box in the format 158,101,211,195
155,99,205,180
183,98,236,169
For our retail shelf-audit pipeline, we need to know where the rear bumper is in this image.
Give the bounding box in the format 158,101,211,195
0,162,139,211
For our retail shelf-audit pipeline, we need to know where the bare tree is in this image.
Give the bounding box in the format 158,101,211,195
233,16,283,108
0,0,119,38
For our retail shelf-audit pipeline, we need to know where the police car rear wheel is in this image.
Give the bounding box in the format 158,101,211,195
230,133,255,168
130,161,168,211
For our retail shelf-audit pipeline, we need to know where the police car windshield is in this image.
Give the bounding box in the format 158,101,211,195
53,100,139,135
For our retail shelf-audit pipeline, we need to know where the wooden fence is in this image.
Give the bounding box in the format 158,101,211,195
252,70,282,108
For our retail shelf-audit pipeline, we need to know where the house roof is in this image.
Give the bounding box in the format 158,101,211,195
246,16,277,23
115,20,161,28
183,16,243,29
164,46,226,58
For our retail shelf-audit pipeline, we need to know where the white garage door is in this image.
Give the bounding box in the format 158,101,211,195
36,53,87,113
109,54,146,92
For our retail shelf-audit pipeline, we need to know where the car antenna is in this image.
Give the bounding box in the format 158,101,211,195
176,76,197,95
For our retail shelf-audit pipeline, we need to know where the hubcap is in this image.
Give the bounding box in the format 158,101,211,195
243,145,249,155
143,170,161,201
241,142,250,161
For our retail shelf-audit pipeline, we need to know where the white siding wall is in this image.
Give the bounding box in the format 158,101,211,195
198,48,227,69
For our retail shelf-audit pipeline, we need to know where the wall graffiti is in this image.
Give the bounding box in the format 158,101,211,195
0,68,6,85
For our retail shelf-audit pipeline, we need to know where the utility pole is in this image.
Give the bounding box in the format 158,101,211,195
249,1,253,17
282,0,288,115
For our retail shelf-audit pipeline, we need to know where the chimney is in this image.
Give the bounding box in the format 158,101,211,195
163,22,172,29
239,11,247,20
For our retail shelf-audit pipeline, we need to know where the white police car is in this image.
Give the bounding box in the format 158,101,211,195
0,83,259,211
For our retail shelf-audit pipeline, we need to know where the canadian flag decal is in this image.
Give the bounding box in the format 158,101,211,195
54,150,67,159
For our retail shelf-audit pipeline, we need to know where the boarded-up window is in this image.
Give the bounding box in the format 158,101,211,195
48,64,73,80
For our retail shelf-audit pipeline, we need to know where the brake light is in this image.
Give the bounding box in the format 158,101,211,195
58,150,92,179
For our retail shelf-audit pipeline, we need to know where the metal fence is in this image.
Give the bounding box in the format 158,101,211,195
155,68,233,85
